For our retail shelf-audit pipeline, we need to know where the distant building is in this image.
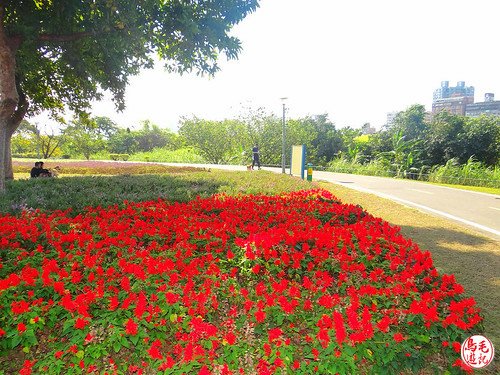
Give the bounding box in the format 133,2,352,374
432,96,474,116
433,81,474,102
432,81,475,116
361,123,376,134
386,112,398,127
466,93,500,117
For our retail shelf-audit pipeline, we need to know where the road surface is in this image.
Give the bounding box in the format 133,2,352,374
164,163,500,241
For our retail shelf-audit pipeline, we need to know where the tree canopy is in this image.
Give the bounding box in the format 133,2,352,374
0,0,259,190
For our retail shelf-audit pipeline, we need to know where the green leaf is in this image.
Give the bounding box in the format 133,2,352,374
11,335,22,349
417,334,430,343
113,340,121,353
120,336,130,349
130,335,139,346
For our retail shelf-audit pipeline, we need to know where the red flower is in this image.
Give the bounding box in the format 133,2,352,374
11,300,30,315
225,332,237,345
255,310,266,323
165,292,179,304
333,311,346,346
74,317,89,329
125,318,138,335
148,340,163,360
135,291,147,319
120,276,131,292
452,359,474,374
393,332,405,343
376,316,391,333
17,322,27,333
268,327,282,342
19,360,34,375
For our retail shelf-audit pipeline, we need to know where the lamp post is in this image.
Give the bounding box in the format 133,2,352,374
280,97,287,174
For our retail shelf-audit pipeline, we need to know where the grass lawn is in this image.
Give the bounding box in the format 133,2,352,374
1,162,498,374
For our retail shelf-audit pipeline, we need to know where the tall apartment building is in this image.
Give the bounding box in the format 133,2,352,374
433,81,475,101
432,81,475,116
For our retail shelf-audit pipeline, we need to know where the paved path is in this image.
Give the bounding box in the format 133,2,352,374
165,163,500,241
311,170,500,241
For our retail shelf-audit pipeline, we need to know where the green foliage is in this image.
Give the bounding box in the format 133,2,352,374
390,104,429,141
61,117,107,160
107,128,138,154
106,121,180,155
4,0,259,117
134,120,179,152
109,153,130,161
4,163,310,215
377,130,424,178
128,147,205,163
462,115,500,166
426,112,468,165
428,157,500,188
179,117,247,164
327,158,394,178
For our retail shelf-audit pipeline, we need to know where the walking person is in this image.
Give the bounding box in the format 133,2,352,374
252,144,261,170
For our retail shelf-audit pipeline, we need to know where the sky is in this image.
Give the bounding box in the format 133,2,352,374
53,0,500,131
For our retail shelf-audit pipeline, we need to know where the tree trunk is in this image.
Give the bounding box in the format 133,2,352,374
0,9,20,192
4,124,16,180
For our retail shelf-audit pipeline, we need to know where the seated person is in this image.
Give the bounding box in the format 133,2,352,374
38,161,52,177
30,162,41,178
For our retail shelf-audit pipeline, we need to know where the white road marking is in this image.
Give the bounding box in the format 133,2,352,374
409,189,434,195
334,183,500,238
489,207,500,212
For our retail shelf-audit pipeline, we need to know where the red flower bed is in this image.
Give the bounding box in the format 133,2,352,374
0,189,481,374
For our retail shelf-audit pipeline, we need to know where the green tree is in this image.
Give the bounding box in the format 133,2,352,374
179,117,246,164
238,107,279,165
11,120,39,156
425,111,467,165
338,127,363,161
377,130,423,177
108,127,138,155
463,115,500,166
391,104,429,141
134,120,178,152
0,0,259,191
39,132,63,159
62,117,106,160
93,116,119,140
293,114,342,166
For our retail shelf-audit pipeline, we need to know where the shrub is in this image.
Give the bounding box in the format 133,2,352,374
109,153,130,161
428,157,500,188
128,147,206,164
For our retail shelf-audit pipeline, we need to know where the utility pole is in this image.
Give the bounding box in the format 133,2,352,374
280,97,287,174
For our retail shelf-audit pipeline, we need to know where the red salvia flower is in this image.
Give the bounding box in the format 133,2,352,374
17,322,27,333
125,318,138,335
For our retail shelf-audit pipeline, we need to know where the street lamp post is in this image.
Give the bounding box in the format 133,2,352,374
280,97,287,174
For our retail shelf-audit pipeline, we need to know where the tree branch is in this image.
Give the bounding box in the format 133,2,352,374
38,31,97,43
